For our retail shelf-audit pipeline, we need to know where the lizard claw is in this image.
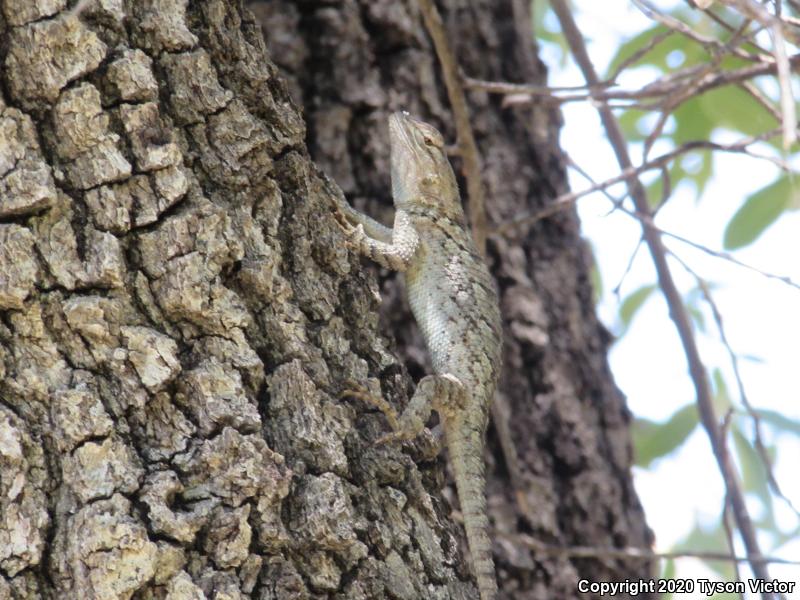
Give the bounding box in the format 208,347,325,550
374,429,414,446
374,411,426,446
332,206,355,231
338,377,369,398
331,208,365,249
346,223,366,252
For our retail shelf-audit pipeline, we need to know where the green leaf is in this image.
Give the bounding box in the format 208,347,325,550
755,409,800,434
619,284,657,330
731,424,770,505
723,176,796,249
605,24,673,76
678,522,736,580
618,108,649,141
667,86,775,165
633,403,700,467
711,369,731,414
660,558,676,580
605,17,709,79
699,86,777,138
686,303,706,333
531,1,568,66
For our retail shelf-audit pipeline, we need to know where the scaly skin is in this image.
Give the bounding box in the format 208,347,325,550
337,112,502,600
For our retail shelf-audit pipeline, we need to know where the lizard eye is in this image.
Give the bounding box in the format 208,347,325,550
423,136,434,146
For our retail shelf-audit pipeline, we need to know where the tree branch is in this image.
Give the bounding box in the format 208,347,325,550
500,532,800,565
416,0,488,254
548,0,776,593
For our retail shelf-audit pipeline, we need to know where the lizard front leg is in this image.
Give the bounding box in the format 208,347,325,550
338,209,420,272
324,173,394,243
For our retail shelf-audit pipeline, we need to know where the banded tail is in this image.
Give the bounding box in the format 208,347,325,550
445,424,498,600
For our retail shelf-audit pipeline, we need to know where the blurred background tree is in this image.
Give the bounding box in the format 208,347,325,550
520,0,800,593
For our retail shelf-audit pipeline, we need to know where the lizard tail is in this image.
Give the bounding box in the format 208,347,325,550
446,426,498,600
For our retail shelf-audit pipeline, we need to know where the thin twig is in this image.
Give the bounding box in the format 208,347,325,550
613,239,646,300
466,53,800,110
633,0,769,62
416,0,488,254
769,22,797,147
671,253,800,518
566,161,646,297
721,0,800,44
693,0,773,57
721,482,746,596
653,163,673,214
566,140,800,299
644,109,676,160
714,0,799,148
738,80,782,122
700,277,791,508
606,28,677,83
621,205,800,292
549,0,775,593
565,154,626,209
495,531,800,565
490,395,536,527
494,128,792,236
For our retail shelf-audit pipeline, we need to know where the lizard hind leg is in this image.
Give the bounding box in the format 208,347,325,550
376,373,465,446
340,380,402,433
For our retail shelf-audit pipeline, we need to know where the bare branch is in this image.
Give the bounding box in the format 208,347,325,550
738,80,783,122
670,253,800,518
466,53,800,114
633,0,770,62
770,22,797,147
416,0,488,254
496,531,800,565
606,28,677,83
710,0,799,146
494,128,793,236
549,0,777,590
565,154,626,209
624,206,800,291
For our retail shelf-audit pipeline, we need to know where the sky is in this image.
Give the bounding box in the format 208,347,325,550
539,1,800,595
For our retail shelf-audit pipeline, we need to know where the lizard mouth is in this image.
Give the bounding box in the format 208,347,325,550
389,111,418,159
389,112,410,142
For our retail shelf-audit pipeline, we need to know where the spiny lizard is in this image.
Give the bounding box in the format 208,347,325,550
336,111,502,600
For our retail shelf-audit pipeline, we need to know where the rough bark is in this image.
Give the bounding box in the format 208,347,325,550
0,1,651,599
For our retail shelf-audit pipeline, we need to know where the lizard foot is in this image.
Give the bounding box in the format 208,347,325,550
331,205,354,231
332,210,366,252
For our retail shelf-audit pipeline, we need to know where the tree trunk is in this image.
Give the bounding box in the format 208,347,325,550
0,1,652,599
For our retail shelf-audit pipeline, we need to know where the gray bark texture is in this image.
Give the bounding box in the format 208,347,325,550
0,0,653,598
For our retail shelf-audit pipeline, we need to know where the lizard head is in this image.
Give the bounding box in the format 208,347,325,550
388,111,464,221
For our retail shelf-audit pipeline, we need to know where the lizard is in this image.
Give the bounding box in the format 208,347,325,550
334,111,503,600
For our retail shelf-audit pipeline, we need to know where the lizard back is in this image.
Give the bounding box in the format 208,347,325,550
405,209,502,600
405,212,502,406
